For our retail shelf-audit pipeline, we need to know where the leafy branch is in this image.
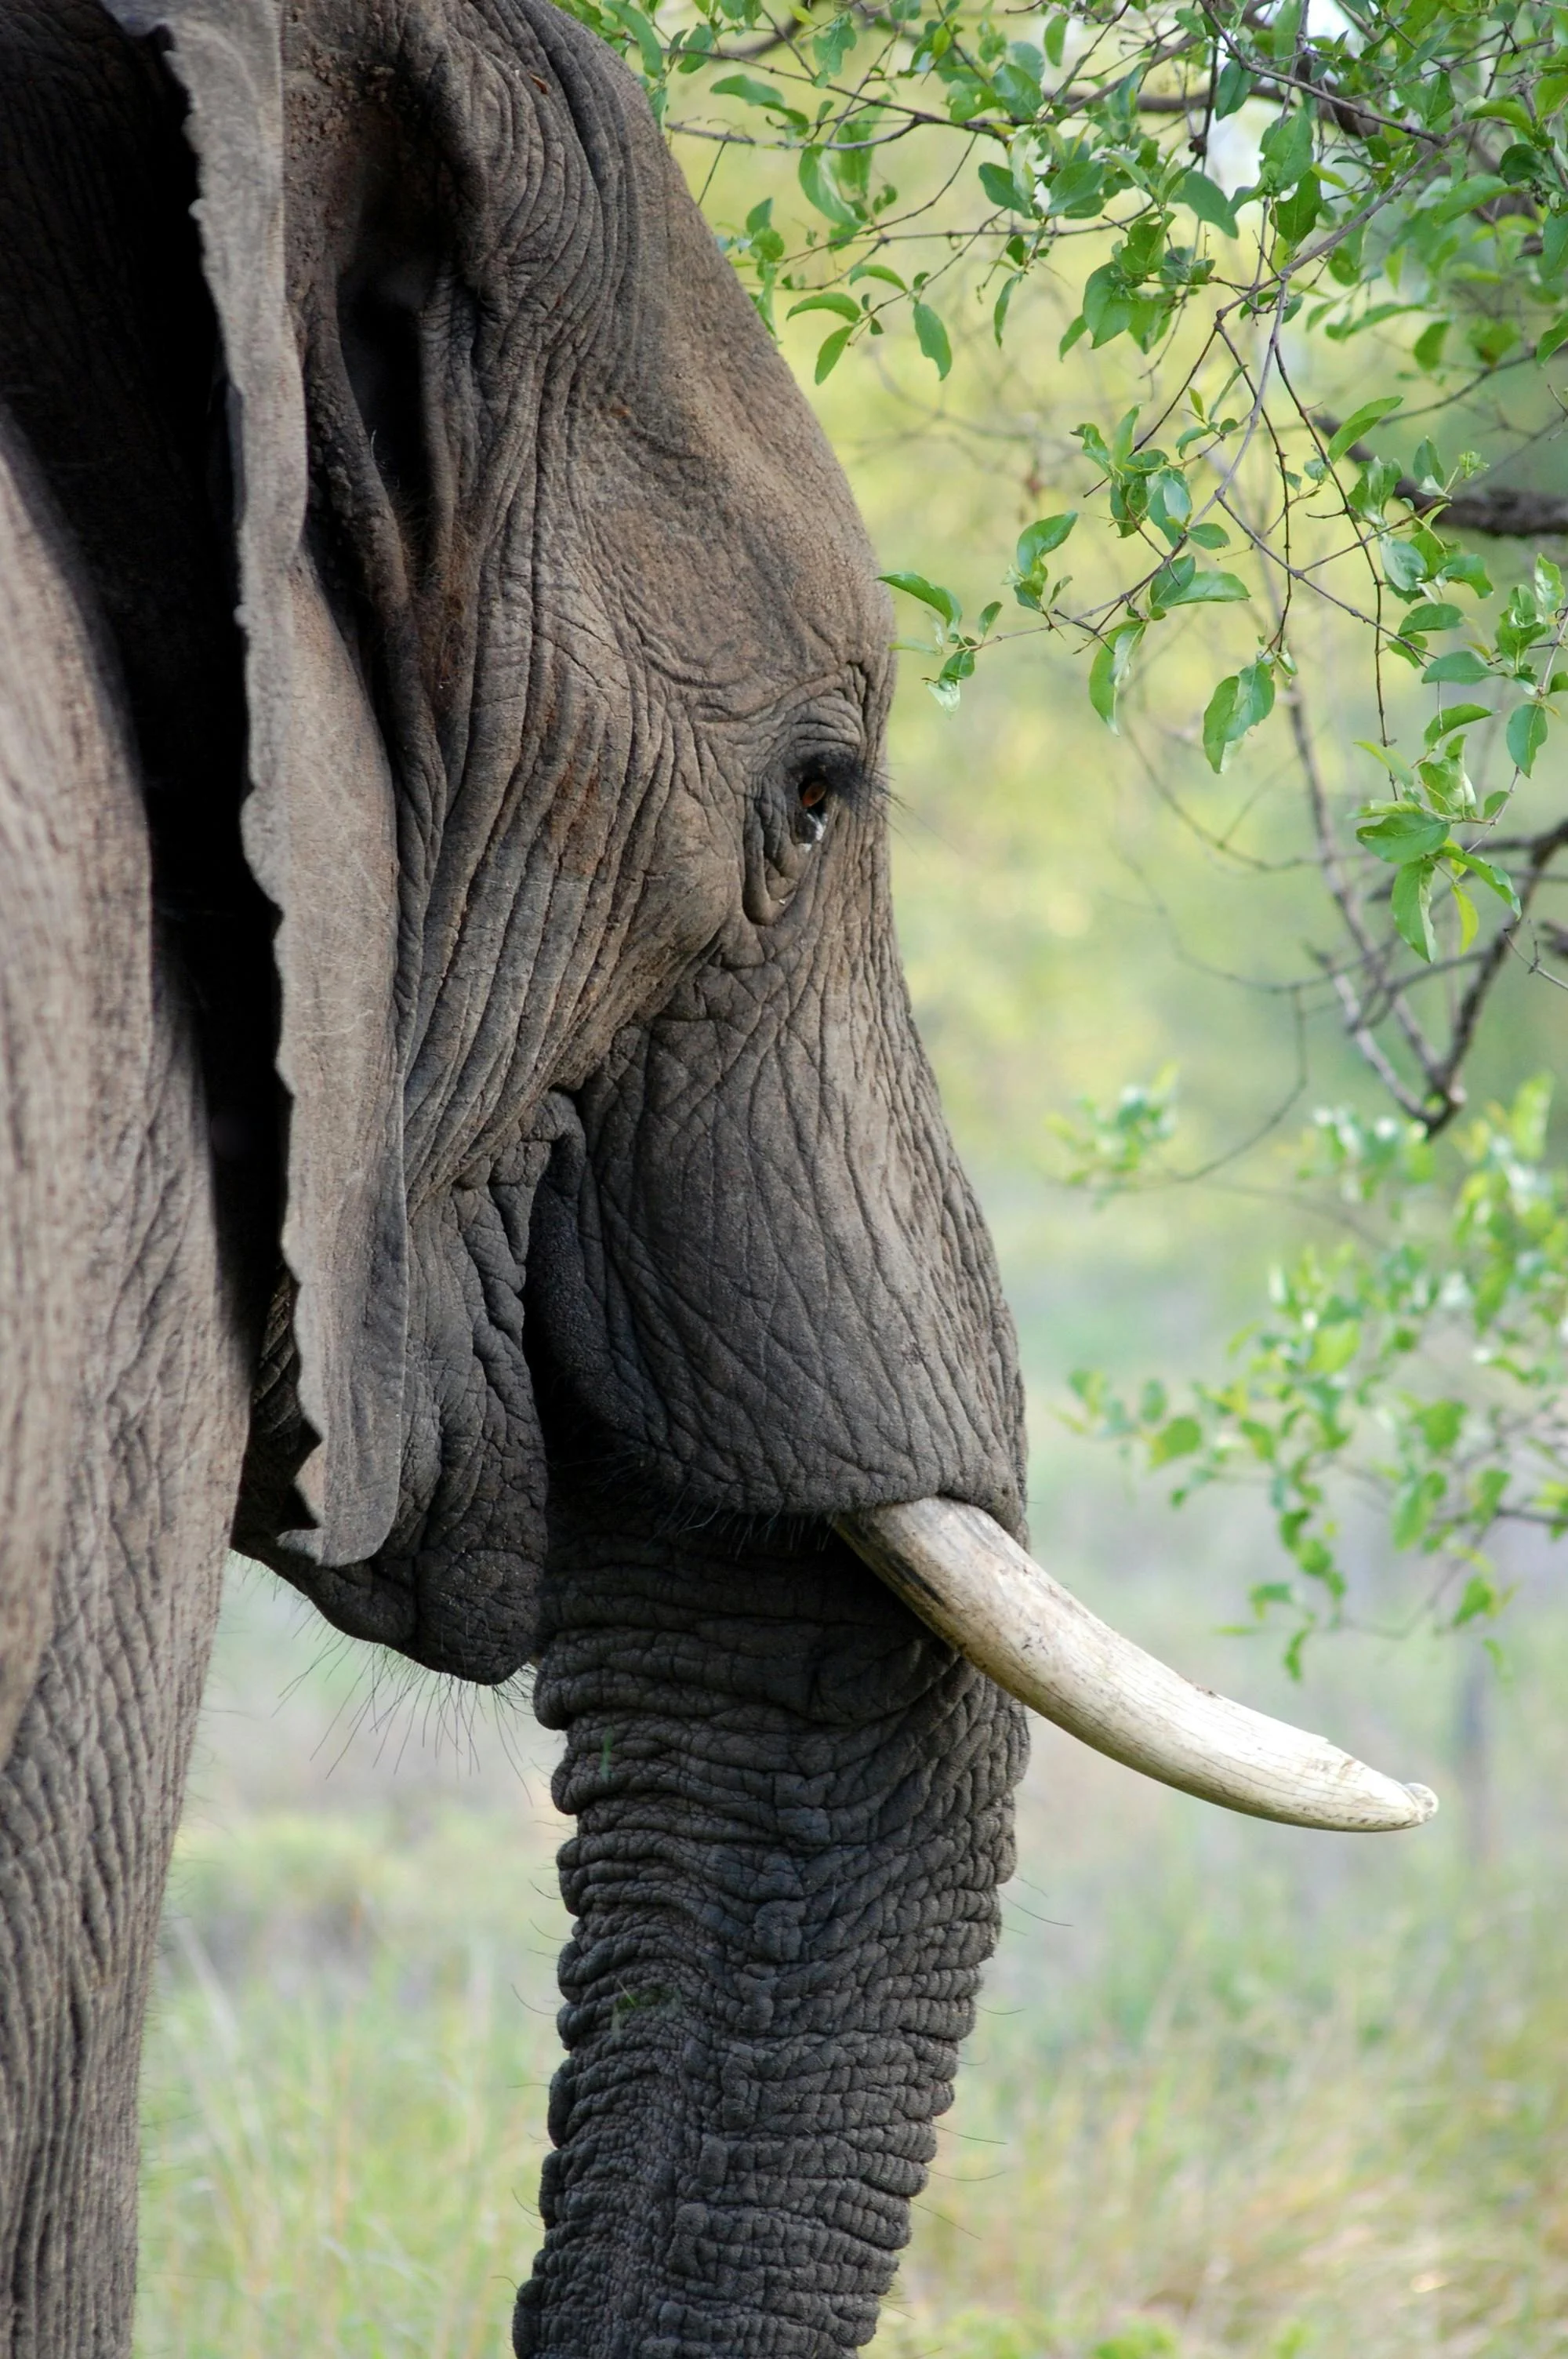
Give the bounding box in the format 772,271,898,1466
1064,1081,1568,1671
555,0,1568,1648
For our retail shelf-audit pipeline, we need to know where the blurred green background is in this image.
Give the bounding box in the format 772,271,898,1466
134,208,1568,2359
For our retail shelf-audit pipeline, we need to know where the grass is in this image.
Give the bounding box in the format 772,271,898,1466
140,1819,559,2359
134,1568,1568,2359
878,1860,1568,2358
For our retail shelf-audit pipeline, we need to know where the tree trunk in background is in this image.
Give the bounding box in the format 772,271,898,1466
516,1492,1027,2359
1454,1645,1494,1872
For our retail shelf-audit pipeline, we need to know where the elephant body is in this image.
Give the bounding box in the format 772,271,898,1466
0,408,252,2339
0,2,1029,2350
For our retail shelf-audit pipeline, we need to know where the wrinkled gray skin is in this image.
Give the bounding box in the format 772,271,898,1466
0,1,1029,2352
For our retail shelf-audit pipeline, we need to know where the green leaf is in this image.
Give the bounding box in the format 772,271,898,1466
1203,655,1276,773
711,73,808,129
1392,1468,1445,1549
1088,621,1144,732
1149,562,1249,610
1146,468,1191,544
992,54,1043,122
1109,406,1141,466
814,323,853,382
1402,602,1464,635
1416,1398,1465,1452
612,0,667,78
1453,1574,1504,1629
878,571,961,630
993,270,1022,345
810,12,856,74
1214,58,1251,118
1272,169,1321,245
1422,649,1494,684
1174,167,1239,238
1149,1414,1203,1466
1326,398,1402,463
1424,704,1490,748
912,299,953,379
1356,809,1450,863
978,159,1028,213
1428,172,1509,224
1046,156,1107,218
1469,96,1534,133
1507,700,1548,776
1082,262,1134,347
1016,513,1077,572
1391,858,1438,961
798,145,861,229
1537,311,1568,362
1382,538,1428,594
1258,106,1314,194
787,291,861,324
932,642,976,691
1308,1318,1360,1376
1413,318,1450,371
1443,551,1494,599
1454,852,1520,915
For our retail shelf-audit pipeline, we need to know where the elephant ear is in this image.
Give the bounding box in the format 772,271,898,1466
103,0,408,1568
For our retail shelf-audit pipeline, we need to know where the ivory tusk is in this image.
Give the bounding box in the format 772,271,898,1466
834,1498,1438,1834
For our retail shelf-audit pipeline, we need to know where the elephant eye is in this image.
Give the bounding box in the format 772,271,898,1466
794,776,831,845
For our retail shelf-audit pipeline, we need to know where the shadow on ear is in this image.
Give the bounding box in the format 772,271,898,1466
105,0,410,1572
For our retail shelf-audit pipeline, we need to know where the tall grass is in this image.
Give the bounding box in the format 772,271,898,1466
878,1863,1568,2358
135,1579,1568,2359
137,1807,563,2359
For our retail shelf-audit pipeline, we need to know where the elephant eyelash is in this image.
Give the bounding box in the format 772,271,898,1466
792,752,874,812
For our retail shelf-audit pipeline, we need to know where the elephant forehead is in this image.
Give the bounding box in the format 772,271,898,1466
559,124,891,682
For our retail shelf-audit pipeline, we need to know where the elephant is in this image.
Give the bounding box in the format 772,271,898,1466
0,0,1435,2351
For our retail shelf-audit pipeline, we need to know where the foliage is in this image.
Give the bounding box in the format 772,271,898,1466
1051,1064,1181,1193
547,0,1568,1640
563,0,1568,878
1065,1076,1568,1667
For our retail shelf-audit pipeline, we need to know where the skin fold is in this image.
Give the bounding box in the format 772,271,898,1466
0,1,1031,2351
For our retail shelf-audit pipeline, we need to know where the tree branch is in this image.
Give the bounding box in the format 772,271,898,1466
1316,416,1568,538
1419,817,1568,1132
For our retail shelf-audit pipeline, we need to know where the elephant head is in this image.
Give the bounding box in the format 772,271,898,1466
10,0,1422,2346
101,0,1025,1688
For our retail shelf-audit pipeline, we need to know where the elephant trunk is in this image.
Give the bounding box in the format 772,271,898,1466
515,1492,1027,2359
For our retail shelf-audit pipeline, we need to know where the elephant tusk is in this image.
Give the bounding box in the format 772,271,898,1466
834,1498,1438,1834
